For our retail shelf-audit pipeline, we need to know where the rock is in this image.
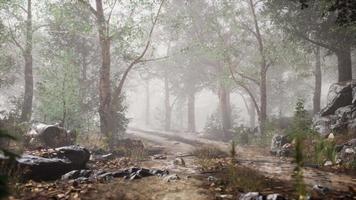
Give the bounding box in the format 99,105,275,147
152,154,167,160
266,194,286,200
173,158,186,166
324,160,333,166
239,192,262,200
61,170,92,180
0,145,90,181
55,145,90,168
216,194,233,199
311,185,330,199
313,116,335,136
149,169,169,177
163,174,180,182
239,192,285,200
25,123,76,148
14,155,74,181
207,176,217,182
270,135,289,156
320,81,353,116
327,133,335,140
336,139,356,166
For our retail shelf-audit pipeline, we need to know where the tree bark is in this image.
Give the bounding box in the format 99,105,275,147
21,0,33,122
187,91,196,132
249,0,267,134
218,83,232,136
164,70,171,131
145,79,150,126
96,0,114,138
313,46,322,114
335,45,352,82
249,97,256,128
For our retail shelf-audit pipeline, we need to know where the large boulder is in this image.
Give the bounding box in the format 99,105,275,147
55,145,90,169
25,123,76,148
320,81,354,116
0,145,90,181
314,80,356,135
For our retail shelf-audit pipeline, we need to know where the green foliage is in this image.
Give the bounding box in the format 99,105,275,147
314,138,336,164
290,100,309,199
37,50,82,130
0,128,18,199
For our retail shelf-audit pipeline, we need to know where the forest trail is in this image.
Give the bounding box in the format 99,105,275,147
128,128,356,193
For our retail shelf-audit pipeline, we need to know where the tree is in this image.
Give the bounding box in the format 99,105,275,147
266,0,355,82
78,0,165,147
1,0,34,122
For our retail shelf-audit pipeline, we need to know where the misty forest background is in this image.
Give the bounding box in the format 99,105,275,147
0,0,355,146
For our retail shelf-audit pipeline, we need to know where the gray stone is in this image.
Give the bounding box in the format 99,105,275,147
163,174,180,182
270,135,289,156
266,194,286,200
321,81,353,116
55,145,90,168
239,192,263,200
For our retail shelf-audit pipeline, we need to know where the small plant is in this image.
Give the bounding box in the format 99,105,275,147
290,100,308,199
314,138,337,165
225,165,266,192
192,146,228,159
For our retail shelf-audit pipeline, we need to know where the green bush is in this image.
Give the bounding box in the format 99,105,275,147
0,129,18,199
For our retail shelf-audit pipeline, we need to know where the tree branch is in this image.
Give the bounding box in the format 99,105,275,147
8,27,24,53
77,0,98,18
106,0,119,25
235,69,260,86
228,63,261,116
112,0,166,101
137,56,169,64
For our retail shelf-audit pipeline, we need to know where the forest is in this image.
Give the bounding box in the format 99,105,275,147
0,0,355,199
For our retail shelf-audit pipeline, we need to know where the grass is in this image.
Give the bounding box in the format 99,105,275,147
191,146,228,160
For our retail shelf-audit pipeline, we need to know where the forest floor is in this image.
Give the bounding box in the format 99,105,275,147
8,128,356,200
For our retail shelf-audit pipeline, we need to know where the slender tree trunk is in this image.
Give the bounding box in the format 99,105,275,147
164,70,171,131
249,97,256,128
187,91,196,132
335,45,352,82
249,0,267,134
219,83,232,137
21,0,33,122
313,46,322,114
260,67,267,134
96,0,114,139
145,79,150,126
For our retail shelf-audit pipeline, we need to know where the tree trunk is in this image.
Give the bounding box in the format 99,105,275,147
313,46,322,114
249,0,267,134
249,97,256,128
260,67,267,134
187,91,196,132
164,70,171,131
21,0,33,122
219,84,232,136
145,79,150,126
336,45,352,82
96,0,115,140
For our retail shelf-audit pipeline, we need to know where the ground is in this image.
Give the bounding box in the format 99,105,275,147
7,128,356,200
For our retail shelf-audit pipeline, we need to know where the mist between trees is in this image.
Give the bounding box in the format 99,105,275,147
0,0,355,140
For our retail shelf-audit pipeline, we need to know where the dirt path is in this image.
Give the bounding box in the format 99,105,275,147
128,128,356,193
84,130,215,200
